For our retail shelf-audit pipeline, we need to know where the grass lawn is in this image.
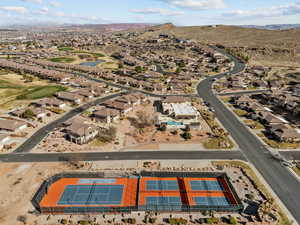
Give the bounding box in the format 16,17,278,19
0,70,9,75
292,165,300,177
221,97,231,103
90,139,106,147
73,50,105,58
244,119,265,129
16,85,67,100
0,79,23,89
58,47,74,51
93,53,105,57
233,108,248,117
49,57,76,63
203,137,234,149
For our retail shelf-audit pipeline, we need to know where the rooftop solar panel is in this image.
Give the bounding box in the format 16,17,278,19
58,185,123,206
146,180,178,190
190,180,223,191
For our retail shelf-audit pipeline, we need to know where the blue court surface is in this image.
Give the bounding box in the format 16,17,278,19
144,196,182,210
146,196,182,205
146,180,179,190
58,185,123,205
194,196,230,206
78,179,116,184
190,180,223,191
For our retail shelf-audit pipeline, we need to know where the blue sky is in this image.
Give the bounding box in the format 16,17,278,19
0,0,300,26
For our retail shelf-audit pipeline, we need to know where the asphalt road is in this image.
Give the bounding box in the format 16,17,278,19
0,151,244,163
56,68,197,98
13,92,125,153
218,89,271,96
197,47,300,223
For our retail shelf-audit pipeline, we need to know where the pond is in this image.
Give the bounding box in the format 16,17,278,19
79,60,105,67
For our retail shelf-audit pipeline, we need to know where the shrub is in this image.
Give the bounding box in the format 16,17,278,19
17,215,27,224
206,217,219,224
149,218,157,224
168,218,187,224
22,109,34,119
50,107,64,114
181,131,192,140
79,220,89,225
60,218,68,224
129,218,136,224
160,125,167,132
229,217,237,225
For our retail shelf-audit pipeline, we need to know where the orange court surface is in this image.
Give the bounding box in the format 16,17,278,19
35,173,243,213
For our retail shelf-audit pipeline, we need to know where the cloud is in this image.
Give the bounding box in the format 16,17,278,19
37,7,49,14
158,0,226,10
0,6,28,14
131,8,184,16
223,2,300,19
50,0,61,8
20,0,43,4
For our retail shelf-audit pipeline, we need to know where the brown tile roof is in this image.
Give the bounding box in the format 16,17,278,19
0,119,27,131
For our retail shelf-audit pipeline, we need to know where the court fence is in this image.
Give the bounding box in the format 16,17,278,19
32,171,244,214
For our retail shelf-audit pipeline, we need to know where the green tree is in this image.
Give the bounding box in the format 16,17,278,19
160,125,167,132
229,217,237,225
135,66,143,73
175,67,182,74
22,109,34,119
181,131,192,140
178,61,186,68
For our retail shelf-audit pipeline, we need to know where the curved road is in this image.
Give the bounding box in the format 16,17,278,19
2,47,300,222
13,92,125,153
197,47,300,223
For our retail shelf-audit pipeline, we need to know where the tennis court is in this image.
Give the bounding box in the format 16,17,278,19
144,196,182,211
57,184,124,206
190,180,223,191
78,178,116,184
146,180,179,190
193,196,230,206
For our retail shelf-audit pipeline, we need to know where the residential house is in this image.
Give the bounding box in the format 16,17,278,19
65,122,98,145
0,119,27,132
259,112,288,126
34,97,66,109
273,127,300,142
55,92,83,104
0,134,10,150
91,106,120,123
103,100,132,115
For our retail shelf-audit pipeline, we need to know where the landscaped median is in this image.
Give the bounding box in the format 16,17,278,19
212,161,293,225
200,109,235,150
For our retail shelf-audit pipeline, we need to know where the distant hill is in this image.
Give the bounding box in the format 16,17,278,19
240,24,300,30
60,23,156,31
1,23,156,32
141,24,300,67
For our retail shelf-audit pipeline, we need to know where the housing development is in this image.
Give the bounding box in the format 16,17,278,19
0,2,300,225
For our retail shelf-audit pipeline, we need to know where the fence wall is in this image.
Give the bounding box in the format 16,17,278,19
33,171,244,214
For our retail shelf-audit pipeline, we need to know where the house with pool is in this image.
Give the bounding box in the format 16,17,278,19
157,97,201,130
